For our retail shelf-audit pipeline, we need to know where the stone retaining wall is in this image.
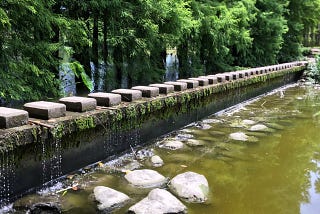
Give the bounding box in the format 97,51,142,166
0,61,307,152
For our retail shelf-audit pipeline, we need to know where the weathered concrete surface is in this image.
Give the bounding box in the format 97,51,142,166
177,79,199,89
0,107,29,129
149,84,174,94
164,81,187,91
199,76,217,84
59,96,97,112
230,72,240,80
88,92,121,107
93,186,130,211
189,78,209,86
213,74,226,83
128,188,187,214
132,86,159,98
111,89,142,101
24,101,66,119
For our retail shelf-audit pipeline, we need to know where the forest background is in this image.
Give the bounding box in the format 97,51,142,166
0,0,319,102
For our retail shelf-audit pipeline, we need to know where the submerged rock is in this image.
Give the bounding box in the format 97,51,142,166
229,132,258,143
125,169,167,188
161,140,184,150
128,188,187,214
13,194,61,214
93,186,130,211
169,171,209,203
229,132,249,141
242,119,256,125
209,130,225,136
249,124,268,132
151,155,164,167
265,123,285,130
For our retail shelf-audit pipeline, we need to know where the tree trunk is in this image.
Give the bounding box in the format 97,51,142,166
113,45,123,89
102,10,108,64
92,12,99,90
177,40,189,79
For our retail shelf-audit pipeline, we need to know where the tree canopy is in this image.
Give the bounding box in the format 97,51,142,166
0,0,319,102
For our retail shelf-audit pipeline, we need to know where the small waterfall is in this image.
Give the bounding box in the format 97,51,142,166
41,139,62,188
59,63,77,96
0,152,14,206
165,53,179,81
91,62,107,91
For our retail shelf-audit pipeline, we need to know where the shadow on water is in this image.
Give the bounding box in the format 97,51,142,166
0,72,301,205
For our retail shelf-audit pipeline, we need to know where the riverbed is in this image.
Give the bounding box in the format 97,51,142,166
8,83,320,213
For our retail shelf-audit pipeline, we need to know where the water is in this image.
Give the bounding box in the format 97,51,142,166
9,84,320,213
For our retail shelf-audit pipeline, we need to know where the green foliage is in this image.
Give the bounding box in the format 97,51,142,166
1,0,319,102
305,56,320,83
68,61,93,91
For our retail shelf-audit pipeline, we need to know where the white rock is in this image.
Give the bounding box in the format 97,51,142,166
229,132,249,141
249,124,268,131
162,141,184,150
169,171,209,203
242,119,256,125
125,169,167,188
128,188,187,214
93,186,130,211
151,155,164,167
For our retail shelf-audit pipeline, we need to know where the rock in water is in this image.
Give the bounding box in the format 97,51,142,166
151,155,164,167
161,140,184,150
169,171,209,203
185,139,205,147
249,124,268,131
128,188,187,214
125,169,167,188
242,119,256,125
229,132,249,141
93,186,130,211
13,194,61,214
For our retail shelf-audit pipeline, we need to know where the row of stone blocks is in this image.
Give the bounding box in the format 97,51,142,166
0,61,307,129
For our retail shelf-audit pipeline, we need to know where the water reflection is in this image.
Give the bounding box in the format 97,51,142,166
51,85,320,214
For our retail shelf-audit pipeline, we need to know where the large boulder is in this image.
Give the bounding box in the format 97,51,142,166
169,171,209,203
125,169,167,188
93,186,130,211
128,188,186,214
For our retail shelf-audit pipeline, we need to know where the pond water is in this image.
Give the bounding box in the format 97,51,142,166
9,84,320,213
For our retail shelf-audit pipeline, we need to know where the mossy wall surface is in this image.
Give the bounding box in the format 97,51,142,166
0,66,305,153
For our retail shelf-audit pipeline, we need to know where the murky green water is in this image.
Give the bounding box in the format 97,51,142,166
13,84,320,214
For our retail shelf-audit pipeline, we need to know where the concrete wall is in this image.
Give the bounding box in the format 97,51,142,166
0,61,307,152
